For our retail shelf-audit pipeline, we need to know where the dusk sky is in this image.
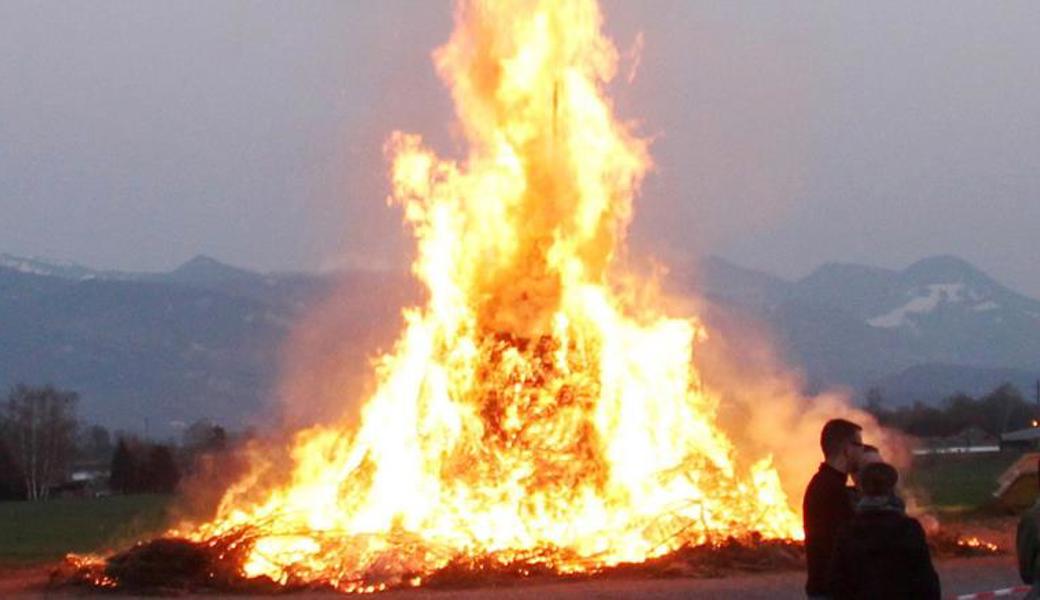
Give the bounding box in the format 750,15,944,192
2,1,1038,295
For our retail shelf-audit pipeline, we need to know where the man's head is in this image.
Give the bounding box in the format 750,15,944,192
859,462,899,498
820,418,864,473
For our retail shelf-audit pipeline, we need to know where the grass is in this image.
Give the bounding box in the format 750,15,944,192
0,494,173,566
904,451,1021,513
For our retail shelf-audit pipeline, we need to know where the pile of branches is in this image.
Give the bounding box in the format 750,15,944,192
600,535,805,580
402,536,806,590
54,532,287,594
55,533,805,594
52,528,999,594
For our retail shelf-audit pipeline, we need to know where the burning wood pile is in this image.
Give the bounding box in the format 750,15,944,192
54,528,999,594
56,533,805,593
53,0,946,594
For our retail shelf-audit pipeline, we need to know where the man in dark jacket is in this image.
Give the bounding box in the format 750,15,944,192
803,418,864,598
829,462,940,600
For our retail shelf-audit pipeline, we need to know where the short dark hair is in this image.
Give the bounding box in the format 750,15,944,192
860,462,899,496
820,418,863,458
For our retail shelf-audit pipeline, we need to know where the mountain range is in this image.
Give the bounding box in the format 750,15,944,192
1,252,1038,435
681,254,1040,402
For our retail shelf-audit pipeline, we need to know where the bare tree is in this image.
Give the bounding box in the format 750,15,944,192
2,385,79,500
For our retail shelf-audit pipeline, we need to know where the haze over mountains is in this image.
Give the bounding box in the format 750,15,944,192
1,252,1038,435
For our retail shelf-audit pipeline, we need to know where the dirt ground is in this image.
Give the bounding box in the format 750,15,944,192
0,555,1025,599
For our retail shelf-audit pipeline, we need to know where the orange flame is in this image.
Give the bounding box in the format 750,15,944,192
182,0,801,589
957,536,1000,553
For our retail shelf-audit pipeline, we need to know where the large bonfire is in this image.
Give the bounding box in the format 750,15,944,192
75,0,810,592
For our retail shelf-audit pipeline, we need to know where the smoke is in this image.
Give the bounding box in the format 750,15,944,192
649,273,912,511
274,271,420,430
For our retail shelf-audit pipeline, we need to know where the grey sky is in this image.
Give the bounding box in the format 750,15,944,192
2,2,1038,295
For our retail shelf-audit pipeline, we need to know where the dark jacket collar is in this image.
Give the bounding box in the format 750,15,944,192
818,462,848,482
857,494,906,514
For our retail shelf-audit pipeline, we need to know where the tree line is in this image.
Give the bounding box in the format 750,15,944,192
865,382,1038,439
0,383,232,501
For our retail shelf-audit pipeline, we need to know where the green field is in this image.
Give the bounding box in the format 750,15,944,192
905,451,1022,513
0,494,173,565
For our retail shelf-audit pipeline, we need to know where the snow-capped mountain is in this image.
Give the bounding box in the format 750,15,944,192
789,256,1040,371
0,253,104,280
688,255,1040,400
867,283,980,329
797,255,1040,333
